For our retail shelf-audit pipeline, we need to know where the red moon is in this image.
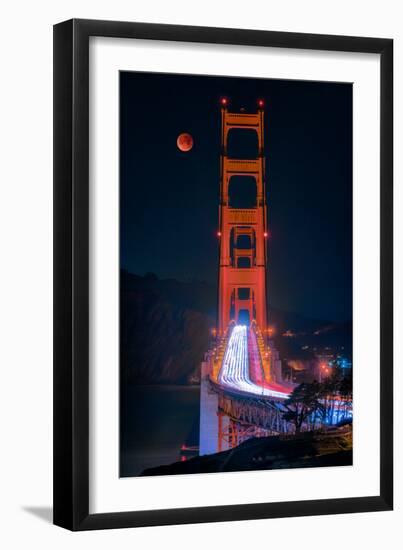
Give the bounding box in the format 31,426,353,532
177,132,194,152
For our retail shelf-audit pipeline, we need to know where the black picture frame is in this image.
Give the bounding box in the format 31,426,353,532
53,18,393,531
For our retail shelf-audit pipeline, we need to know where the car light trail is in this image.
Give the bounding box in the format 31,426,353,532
218,325,289,399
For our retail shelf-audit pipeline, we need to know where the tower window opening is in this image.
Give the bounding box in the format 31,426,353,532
237,309,251,326
237,257,252,268
227,129,259,159
238,288,251,300
228,176,257,209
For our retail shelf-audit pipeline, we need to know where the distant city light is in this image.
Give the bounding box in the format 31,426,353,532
267,326,275,337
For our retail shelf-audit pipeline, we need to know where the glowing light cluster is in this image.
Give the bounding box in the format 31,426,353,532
218,325,289,399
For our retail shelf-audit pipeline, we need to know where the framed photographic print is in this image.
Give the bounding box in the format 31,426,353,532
53,19,393,530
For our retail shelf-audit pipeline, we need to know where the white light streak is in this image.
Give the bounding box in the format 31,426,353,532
218,325,289,399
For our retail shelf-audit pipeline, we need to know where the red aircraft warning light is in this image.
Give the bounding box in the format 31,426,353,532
221,97,228,106
217,231,222,237
264,231,268,238
258,99,264,108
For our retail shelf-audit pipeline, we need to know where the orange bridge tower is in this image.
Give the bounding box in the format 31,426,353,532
217,99,268,335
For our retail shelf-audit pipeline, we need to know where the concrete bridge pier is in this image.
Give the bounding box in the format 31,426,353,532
199,361,219,455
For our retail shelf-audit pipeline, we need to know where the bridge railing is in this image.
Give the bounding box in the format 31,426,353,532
250,322,271,382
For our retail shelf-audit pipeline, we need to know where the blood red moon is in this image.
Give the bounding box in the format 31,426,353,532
177,132,194,152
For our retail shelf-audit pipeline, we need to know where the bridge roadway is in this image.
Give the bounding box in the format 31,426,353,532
218,325,290,400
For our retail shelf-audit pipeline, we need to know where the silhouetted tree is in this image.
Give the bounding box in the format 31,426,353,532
282,382,324,434
319,365,352,424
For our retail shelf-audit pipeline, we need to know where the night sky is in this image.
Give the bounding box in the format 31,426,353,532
120,72,352,323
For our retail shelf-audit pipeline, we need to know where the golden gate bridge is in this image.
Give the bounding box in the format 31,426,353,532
198,99,349,456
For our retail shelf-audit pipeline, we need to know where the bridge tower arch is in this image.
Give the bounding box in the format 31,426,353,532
217,100,268,335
